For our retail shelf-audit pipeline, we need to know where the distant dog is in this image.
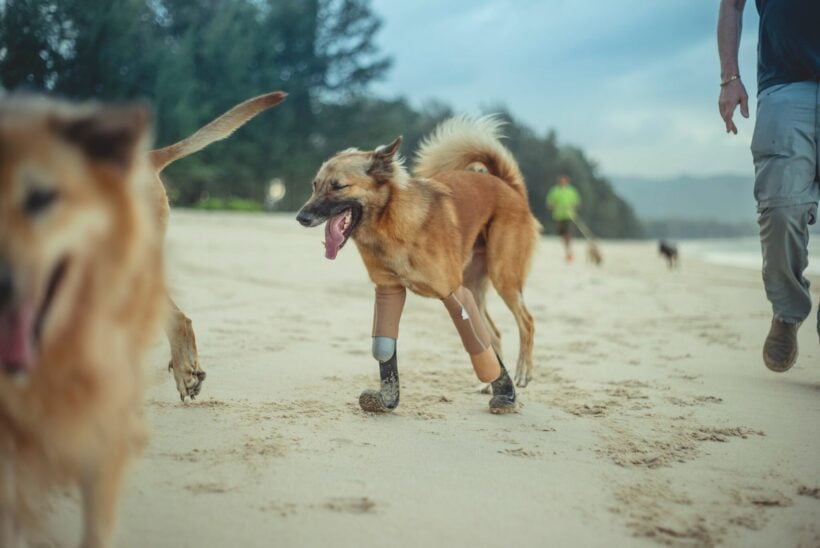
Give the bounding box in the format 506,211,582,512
149,91,286,400
587,240,603,266
297,115,539,414
0,97,166,547
659,240,679,269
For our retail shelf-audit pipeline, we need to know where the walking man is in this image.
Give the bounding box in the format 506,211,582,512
547,174,581,263
718,0,819,370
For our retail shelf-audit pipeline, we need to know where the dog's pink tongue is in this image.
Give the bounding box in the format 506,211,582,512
323,213,346,260
0,305,34,374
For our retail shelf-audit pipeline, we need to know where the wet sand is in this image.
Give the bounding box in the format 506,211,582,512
46,211,820,547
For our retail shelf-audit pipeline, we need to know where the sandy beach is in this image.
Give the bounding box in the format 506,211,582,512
44,210,820,547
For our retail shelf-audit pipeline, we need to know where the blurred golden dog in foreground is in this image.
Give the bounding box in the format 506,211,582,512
0,96,165,547
0,90,286,545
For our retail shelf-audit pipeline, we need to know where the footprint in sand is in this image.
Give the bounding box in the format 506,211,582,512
499,447,543,458
184,482,236,495
322,497,377,514
569,403,609,417
260,501,300,517
797,486,820,500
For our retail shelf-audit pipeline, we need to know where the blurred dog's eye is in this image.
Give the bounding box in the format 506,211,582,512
331,181,349,191
24,188,59,216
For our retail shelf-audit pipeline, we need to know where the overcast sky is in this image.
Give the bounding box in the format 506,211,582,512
369,1,761,180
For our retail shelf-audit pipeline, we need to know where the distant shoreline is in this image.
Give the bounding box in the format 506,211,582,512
684,237,820,275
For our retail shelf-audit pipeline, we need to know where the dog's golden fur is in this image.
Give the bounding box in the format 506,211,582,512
147,91,286,400
0,90,285,546
299,115,539,386
0,97,165,547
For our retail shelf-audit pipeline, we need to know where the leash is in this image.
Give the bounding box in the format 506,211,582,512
571,215,596,241
571,215,603,265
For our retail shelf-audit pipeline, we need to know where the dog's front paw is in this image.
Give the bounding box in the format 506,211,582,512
167,313,206,401
168,353,206,402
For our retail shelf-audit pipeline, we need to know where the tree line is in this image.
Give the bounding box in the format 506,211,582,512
0,0,642,238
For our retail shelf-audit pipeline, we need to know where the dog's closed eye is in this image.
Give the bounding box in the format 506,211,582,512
24,188,59,216
331,181,349,191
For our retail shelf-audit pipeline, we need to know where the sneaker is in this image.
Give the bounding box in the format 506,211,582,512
763,318,801,372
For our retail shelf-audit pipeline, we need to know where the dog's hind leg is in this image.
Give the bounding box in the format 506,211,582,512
486,222,537,388
359,286,406,412
166,297,206,402
498,289,535,387
463,249,503,358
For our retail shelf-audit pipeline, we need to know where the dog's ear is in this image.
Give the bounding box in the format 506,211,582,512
368,136,403,183
54,104,151,172
374,136,402,158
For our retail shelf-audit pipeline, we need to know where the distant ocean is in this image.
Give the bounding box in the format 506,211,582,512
684,238,820,276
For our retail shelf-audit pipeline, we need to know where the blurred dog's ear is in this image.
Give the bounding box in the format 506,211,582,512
54,104,150,171
368,136,402,183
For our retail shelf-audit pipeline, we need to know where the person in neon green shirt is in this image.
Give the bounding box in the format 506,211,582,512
546,175,581,262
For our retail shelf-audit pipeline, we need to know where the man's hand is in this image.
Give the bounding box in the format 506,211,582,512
718,78,749,134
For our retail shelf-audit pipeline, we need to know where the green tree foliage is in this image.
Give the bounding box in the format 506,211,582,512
0,0,69,89
0,0,642,237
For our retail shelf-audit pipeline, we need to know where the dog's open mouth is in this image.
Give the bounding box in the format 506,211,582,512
0,258,68,376
324,208,360,260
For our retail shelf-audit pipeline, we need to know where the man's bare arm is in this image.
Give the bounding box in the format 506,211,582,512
717,0,749,134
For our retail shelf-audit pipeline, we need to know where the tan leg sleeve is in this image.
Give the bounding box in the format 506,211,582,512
442,286,501,382
372,285,407,339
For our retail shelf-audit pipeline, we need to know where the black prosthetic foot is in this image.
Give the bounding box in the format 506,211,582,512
359,350,400,412
489,359,518,414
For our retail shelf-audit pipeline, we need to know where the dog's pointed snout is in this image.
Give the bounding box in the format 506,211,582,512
0,258,13,310
296,210,315,227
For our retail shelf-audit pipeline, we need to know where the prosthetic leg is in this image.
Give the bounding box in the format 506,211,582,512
359,286,406,412
442,287,517,413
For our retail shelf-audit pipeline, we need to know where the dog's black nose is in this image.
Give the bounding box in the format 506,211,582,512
0,258,13,311
296,210,315,227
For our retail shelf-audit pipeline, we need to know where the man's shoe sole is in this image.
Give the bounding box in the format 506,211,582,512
763,348,797,372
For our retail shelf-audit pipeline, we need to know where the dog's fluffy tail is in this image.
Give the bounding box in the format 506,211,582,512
149,91,287,172
413,114,526,196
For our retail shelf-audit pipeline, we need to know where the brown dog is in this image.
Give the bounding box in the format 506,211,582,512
587,240,603,266
297,115,538,413
148,91,287,401
0,97,166,547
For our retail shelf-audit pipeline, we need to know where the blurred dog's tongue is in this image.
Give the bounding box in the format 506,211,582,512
0,305,34,374
324,212,347,260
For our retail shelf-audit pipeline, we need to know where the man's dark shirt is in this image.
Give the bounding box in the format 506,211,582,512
756,0,820,92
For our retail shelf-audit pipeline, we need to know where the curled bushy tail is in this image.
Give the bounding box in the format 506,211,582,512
149,91,287,172
413,114,526,197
